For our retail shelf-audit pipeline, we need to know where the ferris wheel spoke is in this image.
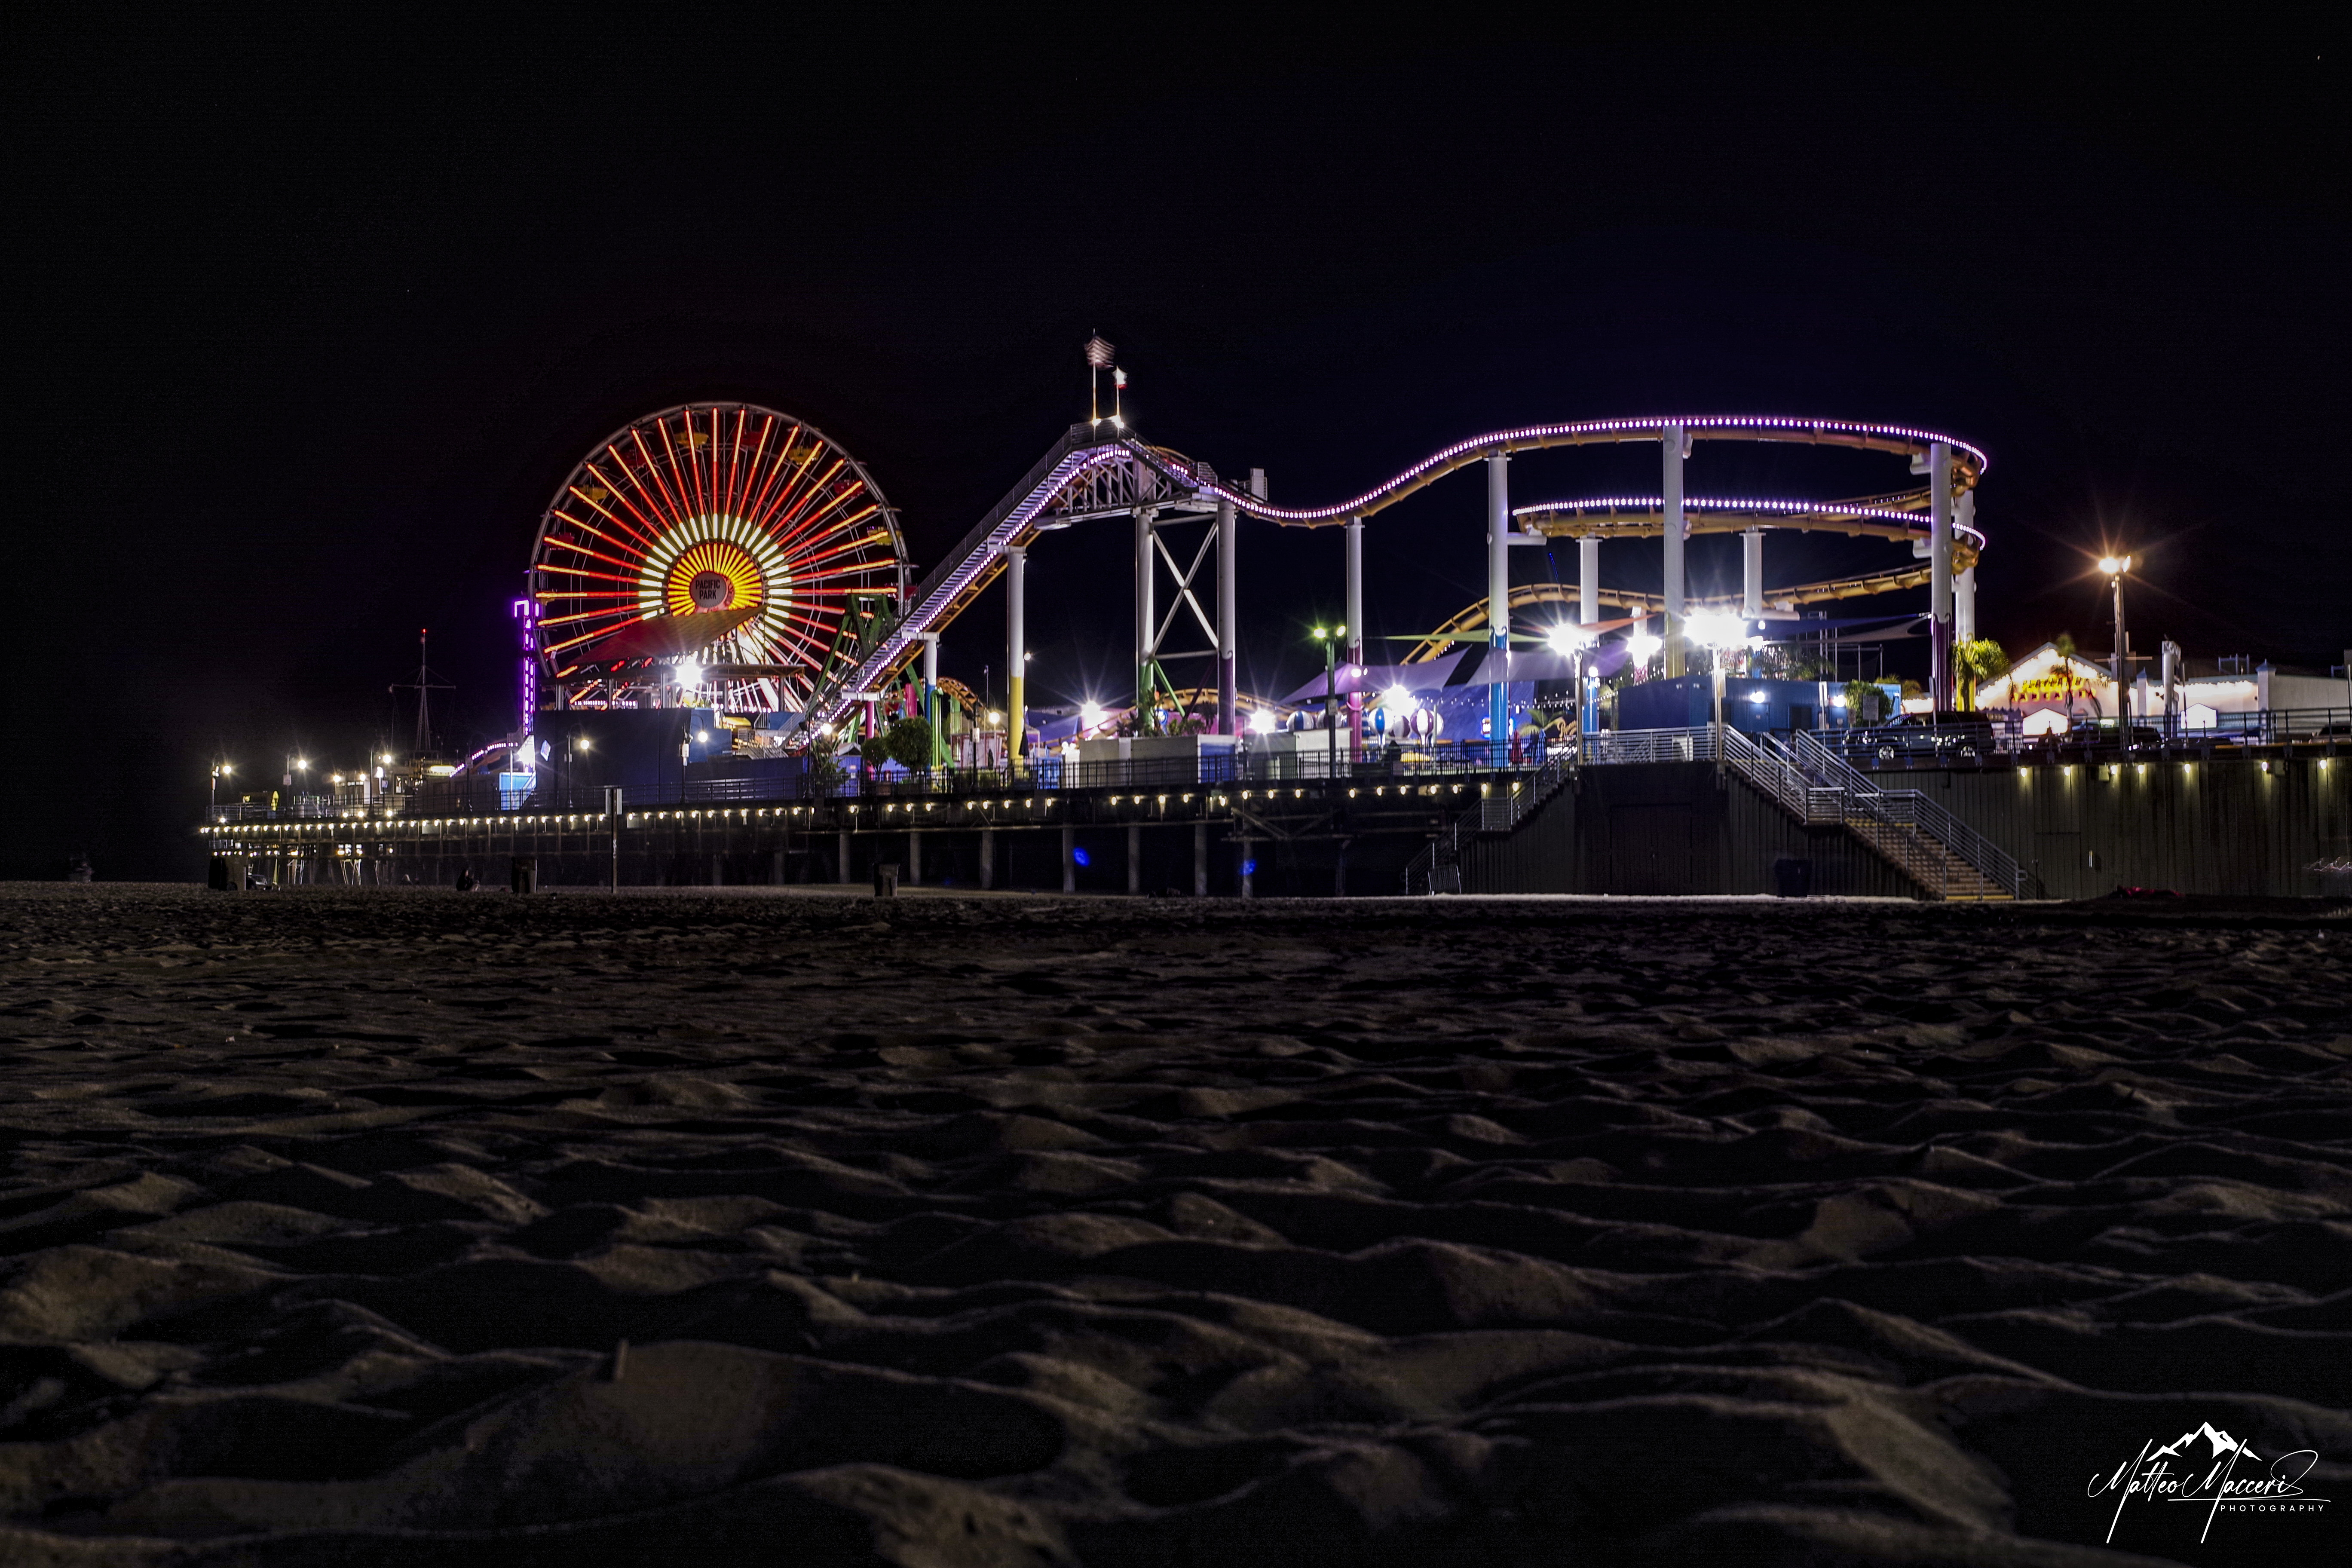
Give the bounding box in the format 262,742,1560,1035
630,428,695,541
534,567,640,588
566,478,662,557
772,482,879,560
753,450,850,542
721,408,751,521
549,505,651,562
655,420,701,530
676,412,708,520
587,455,676,553
708,407,732,519
695,409,724,518
738,422,804,530
545,534,646,577
763,457,855,540
788,529,896,577
603,453,682,554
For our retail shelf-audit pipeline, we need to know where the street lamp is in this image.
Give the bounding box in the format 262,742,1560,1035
1317,620,1354,733
1547,624,1595,761
2099,554,2132,753
210,762,233,818
1684,613,1748,773
1311,625,1348,771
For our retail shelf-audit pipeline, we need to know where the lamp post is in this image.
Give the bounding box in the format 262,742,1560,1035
210,762,233,820
1685,614,1741,777
2100,554,2132,754
1313,625,1346,772
1547,624,1594,766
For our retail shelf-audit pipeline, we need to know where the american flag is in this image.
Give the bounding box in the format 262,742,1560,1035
1084,334,1115,368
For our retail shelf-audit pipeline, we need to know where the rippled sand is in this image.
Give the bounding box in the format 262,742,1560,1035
1,885,2346,1565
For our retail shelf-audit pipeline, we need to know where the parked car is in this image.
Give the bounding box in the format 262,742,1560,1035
2052,717,2164,749
1843,710,1996,763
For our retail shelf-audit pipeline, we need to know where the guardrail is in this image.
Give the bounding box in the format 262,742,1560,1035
1785,730,2033,899
215,741,1553,824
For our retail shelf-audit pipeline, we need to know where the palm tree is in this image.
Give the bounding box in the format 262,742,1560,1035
1953,638,2010,712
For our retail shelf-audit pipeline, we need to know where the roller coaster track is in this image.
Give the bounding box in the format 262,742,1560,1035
790,416,1987,742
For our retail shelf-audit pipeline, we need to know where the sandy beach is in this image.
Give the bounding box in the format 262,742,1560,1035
0,884,2345,1565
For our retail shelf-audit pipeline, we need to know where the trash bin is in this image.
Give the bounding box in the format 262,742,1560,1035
873,862,899,899
510,856,538,895
1771,857,1812,898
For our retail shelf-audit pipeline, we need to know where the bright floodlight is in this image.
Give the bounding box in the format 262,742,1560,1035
2098,554,2132,575
1628,632,1662,664
1080,702,1108,732
1383,685,1420,717
294,758,308,770
1546,624,1592,655
675,659,702,686
1684,612,1743,649
1250,708,1279,734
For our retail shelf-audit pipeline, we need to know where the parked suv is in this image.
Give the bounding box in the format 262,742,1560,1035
1843,710,1996,763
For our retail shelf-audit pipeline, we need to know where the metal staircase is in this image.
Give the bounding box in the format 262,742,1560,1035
1403,728,2037,901
1729,729,2034,901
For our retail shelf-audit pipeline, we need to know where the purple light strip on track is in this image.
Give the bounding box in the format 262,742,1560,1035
1514,495,1989,550
1148,416,1988,525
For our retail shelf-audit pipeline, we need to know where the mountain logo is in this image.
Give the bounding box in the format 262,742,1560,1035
2089,1419,2329,1545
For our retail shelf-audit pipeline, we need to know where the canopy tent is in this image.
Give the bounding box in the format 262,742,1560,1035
1278,651,1464,705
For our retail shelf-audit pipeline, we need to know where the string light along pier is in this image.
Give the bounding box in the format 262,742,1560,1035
201,352,2348,900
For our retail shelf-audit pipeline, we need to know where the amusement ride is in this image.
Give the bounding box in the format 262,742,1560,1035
518,354,1990,769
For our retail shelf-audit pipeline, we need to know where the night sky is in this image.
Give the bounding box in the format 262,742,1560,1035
12,15,2343,879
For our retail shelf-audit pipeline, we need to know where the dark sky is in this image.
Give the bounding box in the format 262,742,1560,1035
11,13,2345,879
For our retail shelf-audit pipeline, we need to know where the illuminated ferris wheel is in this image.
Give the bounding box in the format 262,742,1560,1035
527,404,906,713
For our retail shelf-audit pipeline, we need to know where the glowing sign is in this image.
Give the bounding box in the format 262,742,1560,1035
2013,672,2099,701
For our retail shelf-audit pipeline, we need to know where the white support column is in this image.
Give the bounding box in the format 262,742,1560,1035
1929,440,1954,707
1954,489,1978,645
1004,545,1026,764
1663,423,1687,677
1344,516,1365,759
979,826,995,890
1127,823,1141,895
1742,529,1764,619
1578,536,1600,624
1216,499,1237,735
1133,509,1155,728
1486,450,1510,754
1060,824,1075,894
918,632,940,771
1192,821,1207,896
